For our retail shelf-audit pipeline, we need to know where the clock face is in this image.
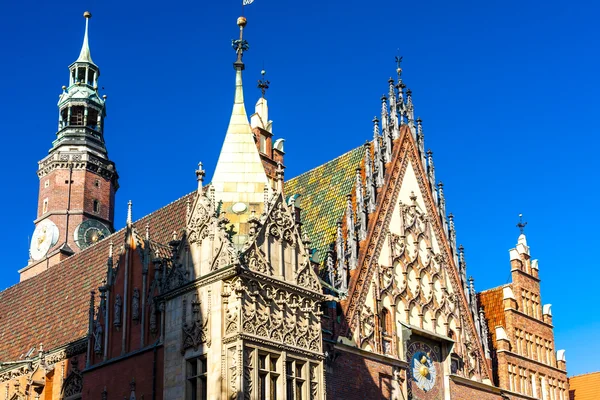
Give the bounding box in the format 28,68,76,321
407,341,440,397
30,220,60,261
74,219,111,249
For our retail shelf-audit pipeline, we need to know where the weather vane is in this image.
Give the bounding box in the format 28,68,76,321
257,69,270,98
395,51,403,78
516,214,527,234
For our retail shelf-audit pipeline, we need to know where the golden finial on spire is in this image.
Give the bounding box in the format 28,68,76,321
237,16,247,27
83,11,92,19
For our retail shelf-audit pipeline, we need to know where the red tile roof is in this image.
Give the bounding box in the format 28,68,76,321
569,371,600,400
478,285,507,346
0,192,193,362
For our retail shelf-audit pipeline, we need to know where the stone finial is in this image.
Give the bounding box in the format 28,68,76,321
427,149,436,191
126,200,133,227
275,162,284,193
381,95,389,132
355,168,367,241
437,182,446,217
335,219,348,291
388,78,400,138
364,143,377,214
373,126,385,188
326,249,335,286
145,223,150,241
196,162,205,192
108,240,114,258
346,194,358,270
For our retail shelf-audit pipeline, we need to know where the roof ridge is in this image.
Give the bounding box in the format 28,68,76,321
570,370,600,378
478,284,508,294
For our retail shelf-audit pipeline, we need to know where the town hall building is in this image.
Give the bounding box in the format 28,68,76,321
0,11,570,400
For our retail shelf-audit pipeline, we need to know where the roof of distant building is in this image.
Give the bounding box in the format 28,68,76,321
569,371,600,400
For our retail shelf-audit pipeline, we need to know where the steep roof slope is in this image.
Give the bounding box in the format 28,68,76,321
478,286,507,346
569,371,600,400
285,146,364,263
0,192,192,362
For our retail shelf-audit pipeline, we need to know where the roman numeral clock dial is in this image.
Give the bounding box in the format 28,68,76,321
74,219,111,249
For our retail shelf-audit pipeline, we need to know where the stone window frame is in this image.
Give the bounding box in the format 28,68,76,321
246,346,321,400
186,354,208,400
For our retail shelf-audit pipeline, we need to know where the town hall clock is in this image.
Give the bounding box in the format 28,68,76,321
30,219,60,261
407,340,442,399
74,219,111,249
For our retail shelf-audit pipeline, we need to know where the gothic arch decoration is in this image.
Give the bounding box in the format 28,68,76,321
61,368,82,400
187,192,214,246
241,193,321,293
181,292,211,353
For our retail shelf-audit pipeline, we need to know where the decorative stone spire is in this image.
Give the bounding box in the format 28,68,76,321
373,120,385,188
448,213,457,262
380,95,389,134
416,117,425,167
335,220,348,292
211,17,271,245
427,149,436,191
195,162,205,193
126,200,133,227
388,78,400,139
355,168,367,241
406,89,415,125
458,244,468,294
448,213,458,264
326,248,335,286
275,162,284,193
437,182,446,218
364,143,377,214
346,195,358,270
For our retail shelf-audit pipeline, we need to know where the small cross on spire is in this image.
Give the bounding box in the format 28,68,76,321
257,70,270,98
517,213,527,234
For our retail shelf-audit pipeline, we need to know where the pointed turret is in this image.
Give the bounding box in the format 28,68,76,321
211,17,271,246
76,11,95,64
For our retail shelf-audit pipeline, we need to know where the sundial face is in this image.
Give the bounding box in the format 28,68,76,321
406,340,442,399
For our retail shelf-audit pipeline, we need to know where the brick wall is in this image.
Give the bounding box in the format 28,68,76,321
326,349,395,400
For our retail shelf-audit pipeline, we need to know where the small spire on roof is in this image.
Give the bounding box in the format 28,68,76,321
257,69,270,98
126,200,132,227
232,16,249,70
196,162,205,192
76,11,94,64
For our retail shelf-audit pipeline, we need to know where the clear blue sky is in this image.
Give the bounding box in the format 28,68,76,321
0,0,598,376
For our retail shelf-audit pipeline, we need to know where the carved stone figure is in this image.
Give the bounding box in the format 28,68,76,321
131,288,140,322
113,294,122,327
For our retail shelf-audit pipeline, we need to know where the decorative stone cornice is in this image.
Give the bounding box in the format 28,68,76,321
37,149,118,184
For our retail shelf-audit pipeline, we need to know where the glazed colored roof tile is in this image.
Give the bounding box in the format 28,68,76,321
0,192,193,362
285,146,364,263
478,285,507,346
569,371,600,400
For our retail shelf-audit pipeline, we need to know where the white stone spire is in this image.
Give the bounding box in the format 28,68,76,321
76,11,94,64
211,17,271,245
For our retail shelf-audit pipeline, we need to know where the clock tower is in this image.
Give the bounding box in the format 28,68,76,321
21,12,118,281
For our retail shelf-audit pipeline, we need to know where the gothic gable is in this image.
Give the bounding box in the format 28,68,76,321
342,126,492,381
240,192,320,293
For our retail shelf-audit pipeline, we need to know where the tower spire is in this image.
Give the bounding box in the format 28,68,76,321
211,16,271,246
76,11,94,64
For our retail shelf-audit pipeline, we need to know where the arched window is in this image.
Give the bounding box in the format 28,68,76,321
381,308,392,355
